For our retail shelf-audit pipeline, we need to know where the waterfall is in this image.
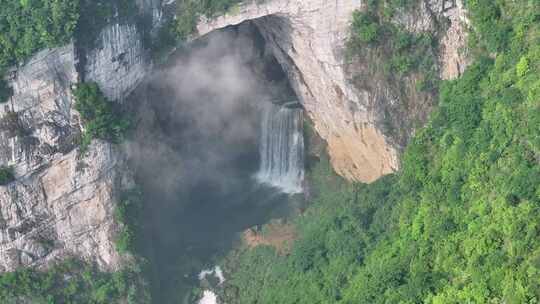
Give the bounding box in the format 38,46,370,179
255,102,304,194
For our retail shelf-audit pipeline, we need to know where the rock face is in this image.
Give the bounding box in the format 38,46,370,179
83,23,150,102
0,142,128,272
0,0,166,269
438,0,471,80
0,41,137,273
0,45,79,172
0,44,133,272
198,0,470,182
0,0,165,272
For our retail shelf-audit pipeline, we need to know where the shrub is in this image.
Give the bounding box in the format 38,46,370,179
175,0,200,40
465,0,511,52
0,166,14,185
0,78,12,103
0,111,27,138
352,11,380,44
73,82,130,151
116,227,135,254
348,5,439,82
390,54,413,74
516,56,530,77
114,189,144,254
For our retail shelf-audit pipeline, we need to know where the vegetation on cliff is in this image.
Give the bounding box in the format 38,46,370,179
348,1,439,90
115,189,145,254
0,1,150,302
0,166,14,185
73,82,131,152
222,0,540,303
0,79,13,103
174,0,243,39
0,259,150,304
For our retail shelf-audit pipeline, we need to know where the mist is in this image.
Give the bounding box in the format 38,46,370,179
124,23,297,303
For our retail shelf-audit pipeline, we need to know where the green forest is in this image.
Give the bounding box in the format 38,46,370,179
0,259,149,304
0,0,538,303
222,0,540,303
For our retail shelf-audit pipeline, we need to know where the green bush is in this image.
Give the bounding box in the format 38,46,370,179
73,82,130,151
114,189,144,254
348,4,439,82
351,11,380,44
0,78,12,103
0,166,14,185
0,259,150,303
465,0,510,52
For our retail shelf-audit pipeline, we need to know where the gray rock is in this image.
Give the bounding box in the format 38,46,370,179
84,23,150,102
0,19,150,272
0,44,79,176
0,141,129,272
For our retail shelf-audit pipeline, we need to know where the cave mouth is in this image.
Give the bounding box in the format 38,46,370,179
126,21,304,304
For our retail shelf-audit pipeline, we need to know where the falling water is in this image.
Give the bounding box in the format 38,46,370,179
255,102,304,194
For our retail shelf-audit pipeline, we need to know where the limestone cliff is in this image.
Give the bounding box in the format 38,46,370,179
197,0,470,182
0,45,130,272
0,0,162,272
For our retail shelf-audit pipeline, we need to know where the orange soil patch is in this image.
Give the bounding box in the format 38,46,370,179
242,221,296,255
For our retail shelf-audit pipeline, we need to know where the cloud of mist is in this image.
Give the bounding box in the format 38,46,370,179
123,26,300,303
125,25,290,202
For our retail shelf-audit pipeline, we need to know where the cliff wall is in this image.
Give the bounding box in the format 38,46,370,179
0,0,163,271
198,0,470,182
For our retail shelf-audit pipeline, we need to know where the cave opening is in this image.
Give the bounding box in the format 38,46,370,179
127,21,305,304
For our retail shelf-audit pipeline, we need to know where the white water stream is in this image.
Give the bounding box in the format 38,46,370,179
255,102,304,193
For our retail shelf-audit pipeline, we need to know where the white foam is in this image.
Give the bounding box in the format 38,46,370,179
198,290,218,304
214,266,225,285
198,266,225,285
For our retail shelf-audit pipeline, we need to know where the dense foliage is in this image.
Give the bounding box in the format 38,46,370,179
0,0,79,103
115,189,144,254
0,259,150,304
348,0,439,89
0,0,79,68
223,0,540,303
73,82,130,151
0,166,14,185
